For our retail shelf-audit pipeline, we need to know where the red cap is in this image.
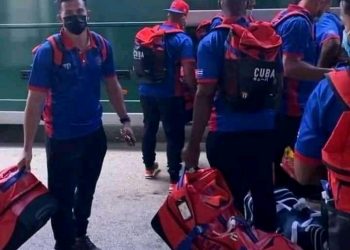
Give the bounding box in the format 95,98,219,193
165,0,190,15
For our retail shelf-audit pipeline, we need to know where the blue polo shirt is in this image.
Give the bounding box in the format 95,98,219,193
28,30,116,140
295,73,346,165
273,4,318,117
316,11,343,51
138,22,195,98
196,17,282,132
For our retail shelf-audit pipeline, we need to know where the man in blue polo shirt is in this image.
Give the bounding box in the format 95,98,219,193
271,0,332,198
316,4,343,67
17,0,135,249
183,0,283,232
138,0,196,193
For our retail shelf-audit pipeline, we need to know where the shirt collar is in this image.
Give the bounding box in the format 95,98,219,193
60,28,97,50
162,21,183,30
222,16,250,26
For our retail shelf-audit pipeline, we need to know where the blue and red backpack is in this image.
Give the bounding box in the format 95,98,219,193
217,20,282,112
321,69,350,250
133,25,183,84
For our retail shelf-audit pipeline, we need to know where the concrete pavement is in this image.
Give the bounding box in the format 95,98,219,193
0,143,209,250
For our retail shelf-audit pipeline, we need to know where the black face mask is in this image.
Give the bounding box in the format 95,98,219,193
63,15,87,35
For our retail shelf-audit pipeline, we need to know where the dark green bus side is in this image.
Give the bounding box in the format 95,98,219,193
0,0,334,124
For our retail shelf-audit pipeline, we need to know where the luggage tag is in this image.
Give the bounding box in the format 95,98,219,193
177,199,192,221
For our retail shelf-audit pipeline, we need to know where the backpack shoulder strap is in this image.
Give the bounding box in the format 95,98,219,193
214,24,233,30
271,10,311,28
90,31,108,62
47,34,65,65
326,70,350,109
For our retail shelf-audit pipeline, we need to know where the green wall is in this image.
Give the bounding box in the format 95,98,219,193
0,0,338,114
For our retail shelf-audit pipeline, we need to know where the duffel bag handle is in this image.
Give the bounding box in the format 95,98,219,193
0,166,26,192
177,166,199,189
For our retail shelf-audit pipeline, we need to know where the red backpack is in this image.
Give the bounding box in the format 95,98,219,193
217,21,282,112
322,70,350,213
133,25,183,84
151,168,301,250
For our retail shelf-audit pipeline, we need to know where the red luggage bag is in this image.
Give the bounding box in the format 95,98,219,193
0,166,57,250
151,168,301,250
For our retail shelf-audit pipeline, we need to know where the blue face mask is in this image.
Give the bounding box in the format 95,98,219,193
342,30,350,56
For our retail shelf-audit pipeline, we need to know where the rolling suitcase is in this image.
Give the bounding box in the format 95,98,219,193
0,166,57,250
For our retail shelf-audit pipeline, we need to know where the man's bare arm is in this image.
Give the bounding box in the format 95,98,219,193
317,38,341,68
294,158,327,185
23,91,46,152
104,76,129,121
182,60,197,90
283,56,332,81
188,84,216,147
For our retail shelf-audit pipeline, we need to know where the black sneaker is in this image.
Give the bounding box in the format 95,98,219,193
74,236,101,250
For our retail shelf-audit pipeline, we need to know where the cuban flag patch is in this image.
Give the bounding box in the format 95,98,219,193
195,69,204,79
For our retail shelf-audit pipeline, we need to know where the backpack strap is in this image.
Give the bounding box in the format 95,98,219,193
271,10,312,28
47,34,65,66
158,23,184,35
164,28,183,34
215,24,234,30
326,70,350,109
90,31,108,62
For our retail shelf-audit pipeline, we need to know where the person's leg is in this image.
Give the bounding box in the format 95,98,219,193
74,128,107,238
206,132,249,213
140,96,161,175
248,131,276,232
46,137,83,249
274,114,299,187
160,97,186,183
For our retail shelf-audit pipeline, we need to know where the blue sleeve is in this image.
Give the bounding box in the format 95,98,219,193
180,36,195,61
102,40,116,78
295,83,328,160
28,42,53,92
316,17,340,46
280,17,312,56
196,35,222,83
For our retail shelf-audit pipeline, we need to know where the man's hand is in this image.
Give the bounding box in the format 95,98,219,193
182,143,201,169
17,150,32,172
120,123,136,146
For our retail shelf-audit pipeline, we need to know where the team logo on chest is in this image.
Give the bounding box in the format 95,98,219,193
62,63,72,70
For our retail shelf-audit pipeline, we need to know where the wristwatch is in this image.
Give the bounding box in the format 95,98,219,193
120,116,131,124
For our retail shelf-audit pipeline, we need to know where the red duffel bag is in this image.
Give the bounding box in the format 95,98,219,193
151,168,301,250
0,166,57,250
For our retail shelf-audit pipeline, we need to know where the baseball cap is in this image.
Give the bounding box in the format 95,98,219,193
165,0,190,15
